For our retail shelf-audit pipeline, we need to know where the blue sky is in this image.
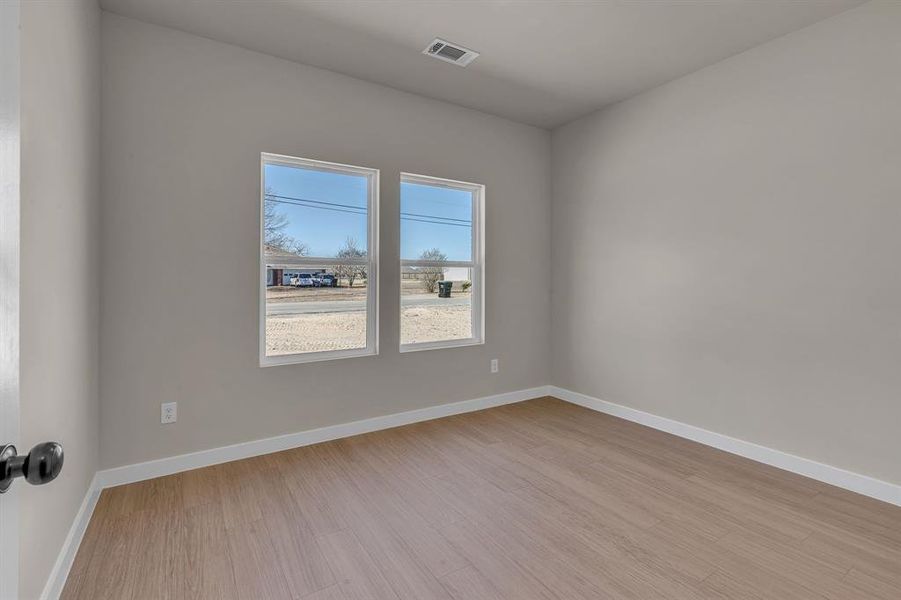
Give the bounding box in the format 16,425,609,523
400,181,472,261
264,163,473,260
265,163,368,257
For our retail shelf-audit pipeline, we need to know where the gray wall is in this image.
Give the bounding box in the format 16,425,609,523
551,0,901,485
99,14,551,469
20,0,101,598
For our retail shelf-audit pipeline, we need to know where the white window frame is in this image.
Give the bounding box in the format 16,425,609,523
260,153,379,366
399,172,485,353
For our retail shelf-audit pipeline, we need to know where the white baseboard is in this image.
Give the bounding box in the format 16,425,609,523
45,383,900,598
549,386,901,507
96,386,553,489
40,474,101,600
38,386,547,599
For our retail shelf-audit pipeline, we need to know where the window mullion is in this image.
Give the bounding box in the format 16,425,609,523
402,260,476,268
264,256,370,267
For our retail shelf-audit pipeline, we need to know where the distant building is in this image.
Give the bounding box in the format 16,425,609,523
400,265,469,282
441,267,469,282
265,245,325,286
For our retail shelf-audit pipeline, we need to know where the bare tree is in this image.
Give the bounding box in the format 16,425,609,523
419,248,447,293
264,189,309,255
334,237,366,287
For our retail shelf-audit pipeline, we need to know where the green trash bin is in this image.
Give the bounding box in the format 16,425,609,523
438,281,453,298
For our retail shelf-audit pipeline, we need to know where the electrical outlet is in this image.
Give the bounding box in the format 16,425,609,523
161,402,177,424
490,359,499,374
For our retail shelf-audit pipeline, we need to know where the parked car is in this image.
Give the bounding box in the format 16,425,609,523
292,273,315,287
310,274,323,287
319,274,337,287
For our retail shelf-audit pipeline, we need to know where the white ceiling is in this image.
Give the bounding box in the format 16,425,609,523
99,0,865,129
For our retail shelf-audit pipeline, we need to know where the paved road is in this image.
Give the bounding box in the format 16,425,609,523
267,295,471,316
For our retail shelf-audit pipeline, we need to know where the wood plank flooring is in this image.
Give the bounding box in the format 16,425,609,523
61,397,901,599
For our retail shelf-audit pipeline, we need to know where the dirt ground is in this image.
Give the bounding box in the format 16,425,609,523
266,311,367,354
265,278,473,356
266,304,472,355
400,304,472,345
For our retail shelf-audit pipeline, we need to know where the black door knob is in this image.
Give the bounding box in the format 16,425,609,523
0,442,64,493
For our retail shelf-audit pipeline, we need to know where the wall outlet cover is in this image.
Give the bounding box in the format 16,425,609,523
161,402,177,424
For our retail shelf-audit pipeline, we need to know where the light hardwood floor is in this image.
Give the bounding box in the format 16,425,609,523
62,397,900,599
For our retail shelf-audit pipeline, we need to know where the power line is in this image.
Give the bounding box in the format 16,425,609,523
268,196,366,216
267,194,472,227
271,193,471,224
269,194,366,213
399,210,471,224
399,216,471,228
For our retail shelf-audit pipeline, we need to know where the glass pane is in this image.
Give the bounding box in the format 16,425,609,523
401,267,473,345
400,181,473,262
264,162,368,259
265,265,369,356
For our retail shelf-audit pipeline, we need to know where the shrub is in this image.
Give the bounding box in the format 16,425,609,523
418,248,447,293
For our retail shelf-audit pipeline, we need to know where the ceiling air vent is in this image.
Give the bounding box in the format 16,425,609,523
423,38,479,67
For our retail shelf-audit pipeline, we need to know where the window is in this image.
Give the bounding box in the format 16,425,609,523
261,153,378,365
400,173,484,351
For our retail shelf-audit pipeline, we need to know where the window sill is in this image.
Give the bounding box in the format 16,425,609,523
399,338,484,354
260,346,377,367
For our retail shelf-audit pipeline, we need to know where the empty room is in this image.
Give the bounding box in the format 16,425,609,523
1,0,899,598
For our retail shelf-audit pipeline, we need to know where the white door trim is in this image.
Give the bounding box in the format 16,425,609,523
0,1,22,598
